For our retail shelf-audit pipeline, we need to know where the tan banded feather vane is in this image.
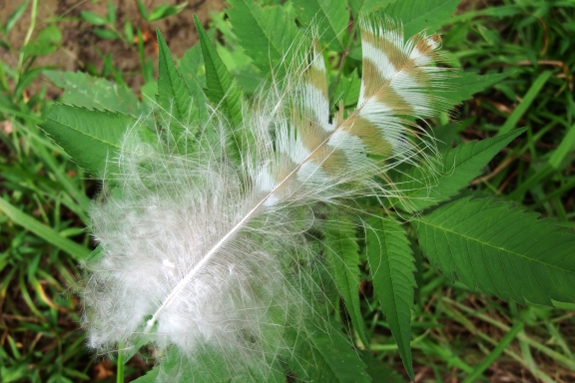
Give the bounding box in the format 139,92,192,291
256,16,449,207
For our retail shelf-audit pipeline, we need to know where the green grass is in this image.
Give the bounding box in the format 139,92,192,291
1,0,574,382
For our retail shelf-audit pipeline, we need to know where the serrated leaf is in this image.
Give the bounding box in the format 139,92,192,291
360,351,407,383
292,0,348,51
43,105,136,176
227,0,297,79
365,215,415,380
193,16,242,128
382,0,461,37
443,72,510,106
179,44,209,125
302,322,371,383
324,218,368,347
394,129,525,213
43,70,143,116
414,197,575,306
156,30,195,135
132,345,285,383
131,348,228,383
194,15,248,162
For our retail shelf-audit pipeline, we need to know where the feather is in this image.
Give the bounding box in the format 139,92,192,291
81,15,455,381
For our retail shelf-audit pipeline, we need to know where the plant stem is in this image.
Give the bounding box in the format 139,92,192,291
117,347,124,383
16,0,39,84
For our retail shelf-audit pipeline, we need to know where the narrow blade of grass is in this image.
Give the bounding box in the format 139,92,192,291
0,197,90,260
498,71,552,135
462,321,524,383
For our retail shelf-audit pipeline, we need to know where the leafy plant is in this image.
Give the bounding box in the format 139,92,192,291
80,0,187,41
0,1,93,382
31,0,575,382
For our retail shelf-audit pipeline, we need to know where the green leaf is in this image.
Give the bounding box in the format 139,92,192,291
156,30,195,134
414,197,575,306
131,345,285,383
194,15,248,161
498,70,551,136
149,3,187,21
179,44,209,124
124,19,134,42
365,215,415,381
92,28,119,39
0,39,9,51
360,351,406,383
443,72,510,107
549,121,575,170
43,70,144,116
80,10,107,26
227,0,297,78
5,1,28,34
107,1,116,23
194,16,242,128
130,347,228,383
324,217,368,347
382,0,461,37
43,105,136,176
14,67,44,98
394,129,525,213
349,0,394,16
333,68,360,108
292,323,371,383
137,0,149,21
21,24,61,56
0,198,90,260
292,0,348,51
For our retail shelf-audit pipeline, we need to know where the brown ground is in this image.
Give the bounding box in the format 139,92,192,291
0,0,226,96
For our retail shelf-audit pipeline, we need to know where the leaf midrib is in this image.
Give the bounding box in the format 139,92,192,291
46,116,122,149
415,218,575,275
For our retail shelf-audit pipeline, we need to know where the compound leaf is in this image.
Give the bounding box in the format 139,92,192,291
415,197,575,306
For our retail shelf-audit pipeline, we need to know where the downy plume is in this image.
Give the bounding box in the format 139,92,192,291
82,15,455,381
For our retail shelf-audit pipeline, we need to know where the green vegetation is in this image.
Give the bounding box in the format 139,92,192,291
1,0,574,382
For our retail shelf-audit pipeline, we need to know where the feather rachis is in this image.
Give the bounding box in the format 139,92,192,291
82,14,458,380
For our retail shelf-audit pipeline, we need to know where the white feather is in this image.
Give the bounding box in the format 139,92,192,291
81,15,453,381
